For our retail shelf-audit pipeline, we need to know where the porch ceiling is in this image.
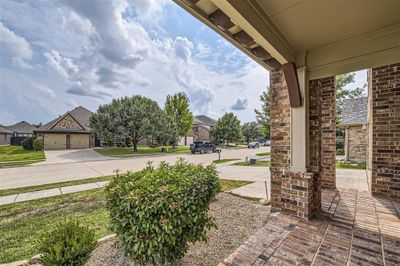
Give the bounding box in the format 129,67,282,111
174,0,400,79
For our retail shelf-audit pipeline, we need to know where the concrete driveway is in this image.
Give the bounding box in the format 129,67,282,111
38,149,111,165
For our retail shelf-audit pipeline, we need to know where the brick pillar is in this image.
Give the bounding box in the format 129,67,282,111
270,69,291,212
371,63,400,199
309,77,336,189
270,69,321,219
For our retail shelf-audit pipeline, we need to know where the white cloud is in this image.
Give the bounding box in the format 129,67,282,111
31,82,56,99
231,97,249,111
0,21,33,68
174,36,193,62
44,50,79,78
1,0,267,124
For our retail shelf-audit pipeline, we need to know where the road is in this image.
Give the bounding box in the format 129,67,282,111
0,148,269,189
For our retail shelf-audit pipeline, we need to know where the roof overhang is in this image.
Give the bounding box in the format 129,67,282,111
174,0,400,79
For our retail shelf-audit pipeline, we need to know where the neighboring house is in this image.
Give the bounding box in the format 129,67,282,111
0,126,13,145
34,106,96,150
6,121,36,137
186,115,216,143
338,97,368,163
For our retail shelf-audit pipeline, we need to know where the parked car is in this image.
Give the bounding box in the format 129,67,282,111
248,141,260,148
190,141,216,154
265,139,271,146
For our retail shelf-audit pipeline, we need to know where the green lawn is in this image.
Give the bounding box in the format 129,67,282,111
233,160,270,167
336,161,366,170
256,152,271,156
216,145,247,150
0,179,251,263
0,175,113,197
212,158,239,164
94,145,190,157
0,146,45,168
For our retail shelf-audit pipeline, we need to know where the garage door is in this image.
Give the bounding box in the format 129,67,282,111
186,136,194,145
70,134,90,149
44,133,67,150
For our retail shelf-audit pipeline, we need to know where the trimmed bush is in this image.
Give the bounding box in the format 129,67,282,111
36,220,96,266
106,159,220,264
22,137,34,150
33,139,43,151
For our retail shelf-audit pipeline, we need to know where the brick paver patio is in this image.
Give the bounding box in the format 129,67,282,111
219,188,400,265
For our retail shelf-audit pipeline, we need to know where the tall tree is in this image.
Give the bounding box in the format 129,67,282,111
254,89,270,139
242,122,259,144
90,96,163,151
214,112,242,145
164,92,193,146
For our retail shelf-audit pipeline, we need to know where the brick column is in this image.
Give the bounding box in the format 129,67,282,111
270,69,320,219
309,77,336,189
270,69,291,212
371,63,400,199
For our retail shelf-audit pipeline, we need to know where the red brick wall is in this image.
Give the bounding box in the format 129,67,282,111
309,77,336,189
270,69,291,211
371,63,400,199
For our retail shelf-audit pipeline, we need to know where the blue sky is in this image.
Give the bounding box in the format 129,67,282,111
0,0,366,125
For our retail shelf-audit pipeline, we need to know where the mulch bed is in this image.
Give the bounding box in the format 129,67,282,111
86,193,270,266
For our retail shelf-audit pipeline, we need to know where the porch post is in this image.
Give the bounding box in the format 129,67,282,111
290,66,308,172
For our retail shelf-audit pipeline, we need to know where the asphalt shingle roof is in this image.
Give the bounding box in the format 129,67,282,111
339,97,368,126
6,121,37,134
0,126,13,134
194,115,216,126
36,106,94,132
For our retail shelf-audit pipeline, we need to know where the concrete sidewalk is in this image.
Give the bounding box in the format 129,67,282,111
0,181,108,205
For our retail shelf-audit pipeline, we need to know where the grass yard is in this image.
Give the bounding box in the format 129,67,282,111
0,179,252,263
0,175,113,197
212,158,239,164
256,152,271,156
233,160,270,167
216,145,247,150
0,145,45,167
336,161,366,170
94,145,190,157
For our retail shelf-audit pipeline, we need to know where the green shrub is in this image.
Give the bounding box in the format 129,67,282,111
33,139,43,151
22,137,34,150
106,159,220,265
36,220,97,266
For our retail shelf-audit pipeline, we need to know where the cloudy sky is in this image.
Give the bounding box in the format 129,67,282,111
0,0,366,125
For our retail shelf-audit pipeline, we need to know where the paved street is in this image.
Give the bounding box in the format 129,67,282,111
0,148,268,189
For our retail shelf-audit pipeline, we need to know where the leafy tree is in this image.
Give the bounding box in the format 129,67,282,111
254,89,270,139
214,112,242,145
90,96,163,151
242,122,259,144
164,92,193,146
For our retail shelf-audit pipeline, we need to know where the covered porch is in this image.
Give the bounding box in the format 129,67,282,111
175,0,400,264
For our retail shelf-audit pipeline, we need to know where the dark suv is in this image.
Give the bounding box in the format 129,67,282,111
190,141,216,154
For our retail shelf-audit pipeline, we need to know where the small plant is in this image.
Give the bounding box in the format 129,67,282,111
106,159,220,265
33,139,43,151
22,137,34,150
36,220,96,266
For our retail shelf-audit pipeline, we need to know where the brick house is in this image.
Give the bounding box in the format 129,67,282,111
187,115,216,142
0,126,13,145
338,97,368,163
34,106,95,150
175,1,399,263
6,121,36,137
175,0,400,218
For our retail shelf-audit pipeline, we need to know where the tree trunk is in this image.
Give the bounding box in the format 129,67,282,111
133,141,138,152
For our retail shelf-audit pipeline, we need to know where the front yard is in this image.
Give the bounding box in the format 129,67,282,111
0,179,256,264
94,145,190,157
0,145,45,167
233,160,270,167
